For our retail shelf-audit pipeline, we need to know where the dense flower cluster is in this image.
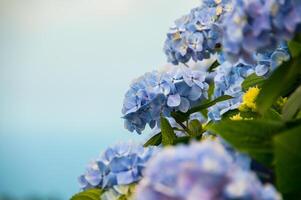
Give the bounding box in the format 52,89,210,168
135,140,281,200
222,0,301,64
122,67,209,134
78,142,158,193
208,45,289,121
208,61,253,120
163,0,232,65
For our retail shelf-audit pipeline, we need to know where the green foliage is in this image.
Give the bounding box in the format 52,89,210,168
242,73,265,91
263,108,282,121
208,60,219,72
188,119,203,136
144,132,162,147
207,120,285,166
288,34,301,58
274,125,301,198
208,81,215,100
256,59,301,115
160,116,177,146
171,95,232,123
174,136,191,145
282,86,301,121
70,189,102,200
188,95,233,115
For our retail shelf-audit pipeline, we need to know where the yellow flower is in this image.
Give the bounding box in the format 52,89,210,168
230,113,243,120
239,86,260,112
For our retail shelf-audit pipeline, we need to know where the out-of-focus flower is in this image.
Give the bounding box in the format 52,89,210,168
239,86,260,112
222,0,299,64
135,140,281,200
163,0,232,65
122,67,209,134
78,142,158,195
254,42,290,76
268,0,301,39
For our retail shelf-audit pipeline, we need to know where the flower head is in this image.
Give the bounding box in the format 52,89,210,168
207,61,253,121
135,140,281,200
78,142,158,193
163,0,232,65
222,0,299,64
208,44,289,121
122,67,209,134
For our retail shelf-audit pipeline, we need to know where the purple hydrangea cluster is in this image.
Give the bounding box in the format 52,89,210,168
78,142,158,191
222,0,301,64
163,0,232,65
122,67,209,134
135,140,281,200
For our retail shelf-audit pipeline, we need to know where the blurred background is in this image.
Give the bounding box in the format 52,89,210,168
0,0,198,199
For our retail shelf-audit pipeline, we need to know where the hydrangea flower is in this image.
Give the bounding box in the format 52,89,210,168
122,67,209,134
163,0,232,65
222,0,300,64
78,142,158,194
207,61,254,120
135,140,281,200
268,0,301,39
208,45,289,121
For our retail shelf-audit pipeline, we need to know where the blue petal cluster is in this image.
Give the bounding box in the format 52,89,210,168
208,61,253,120
208,45,289,121
122,67,209,134
78,142,158,191
222,0,301,64
135,140,281,200
163,0,232,65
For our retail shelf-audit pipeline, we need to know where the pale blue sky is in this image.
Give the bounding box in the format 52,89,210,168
0,0,198,199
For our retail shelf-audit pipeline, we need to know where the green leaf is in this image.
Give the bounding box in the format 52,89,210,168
282,86,301,121
188,119,203,136
174,136,191,144
208,60,219,72
171,95,233,123
160,116,177,146
288,33,301,58
208,81,215,100
70,189,102,200
274,125,301,197
171,111,188,123
188,95,233,115
143,132,162,147
256,59,301,114
207,120,285,166
263,108,282,121
242,73,265,91
289,42,301,58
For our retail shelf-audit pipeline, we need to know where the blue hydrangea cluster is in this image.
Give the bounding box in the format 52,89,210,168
78,142,158,191
208,61,254,120
208,45,289,121
163,0,232,65
135,140,281,200
222,0,301,64
122,67,209,134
